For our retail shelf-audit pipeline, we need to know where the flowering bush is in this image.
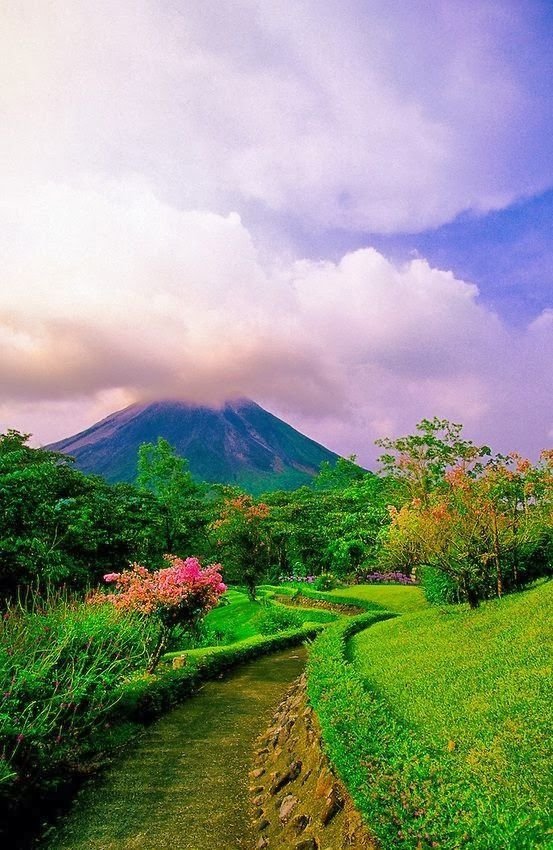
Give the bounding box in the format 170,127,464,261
93,556,226,670
278,574,315,584
360,570,416,585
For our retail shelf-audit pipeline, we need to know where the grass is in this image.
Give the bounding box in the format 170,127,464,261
345,580,553,848
322,582,429,613
198,588,337,646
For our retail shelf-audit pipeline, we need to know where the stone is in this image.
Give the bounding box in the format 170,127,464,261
250,767,265,779
291,813,311,835
257,837,269,849
253,793,265,806
258,819,270,832
270,760,302,794
279,794,299,823
294,839,318,850
300,768,312,786
320,785,344,826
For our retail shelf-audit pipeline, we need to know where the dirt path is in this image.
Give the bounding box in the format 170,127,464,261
41,648,306,850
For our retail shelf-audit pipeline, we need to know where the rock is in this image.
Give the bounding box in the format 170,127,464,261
279,794,299,823
300,768,312,786
250,767,265,779
258,819,270,832
291,813,311,835
257,837,269,849
253,793,265,806
320,785,344,826
270,760,302,794
295,839,318,850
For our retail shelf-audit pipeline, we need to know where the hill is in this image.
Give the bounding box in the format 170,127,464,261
47,398,340,493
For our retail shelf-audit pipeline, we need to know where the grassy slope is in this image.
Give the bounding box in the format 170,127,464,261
202,588,337,645
326,583,429,614
348,580,553,847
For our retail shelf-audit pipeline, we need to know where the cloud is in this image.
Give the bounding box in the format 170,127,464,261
0,179,550,462
1,1,552,233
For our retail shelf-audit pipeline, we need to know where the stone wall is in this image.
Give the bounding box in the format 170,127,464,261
249,674,376,850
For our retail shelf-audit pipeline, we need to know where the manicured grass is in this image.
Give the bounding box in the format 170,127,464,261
203,589,263,642
346,580,553,848
196,588,337,647
324,583,429,613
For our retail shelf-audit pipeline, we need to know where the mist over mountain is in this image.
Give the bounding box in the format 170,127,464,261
47,398,340,493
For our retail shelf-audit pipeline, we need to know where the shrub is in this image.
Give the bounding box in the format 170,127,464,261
91,556,226,670
0,592,153,816
313,573,339,591
358,570,415,585
419,565,458,604
254,603,303,635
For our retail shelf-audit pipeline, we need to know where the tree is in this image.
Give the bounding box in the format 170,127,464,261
212,493,271,598
381,450,553,606
376,417,491,504
137,438,207,555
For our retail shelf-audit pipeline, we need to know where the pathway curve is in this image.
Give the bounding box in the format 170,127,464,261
42,648,306,850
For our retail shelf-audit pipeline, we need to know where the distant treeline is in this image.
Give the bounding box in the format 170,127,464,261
0,417,551,606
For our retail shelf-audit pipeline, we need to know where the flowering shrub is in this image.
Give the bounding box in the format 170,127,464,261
360,570,416,585
93,556,226,671
278,574,315,584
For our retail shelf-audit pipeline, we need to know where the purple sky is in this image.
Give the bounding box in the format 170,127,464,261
1,0,552,466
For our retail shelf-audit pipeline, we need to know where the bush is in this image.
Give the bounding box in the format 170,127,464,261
419,565,458,604
0,592,154,824
313,573,339,591
254,603,303,635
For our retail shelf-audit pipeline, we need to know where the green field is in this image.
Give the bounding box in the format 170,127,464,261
346,580,553,847
201,588,337,644
323,582,429,613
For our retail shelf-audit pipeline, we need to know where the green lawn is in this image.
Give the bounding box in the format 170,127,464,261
201,588,337,645
324,582,429,613
349,580,553,847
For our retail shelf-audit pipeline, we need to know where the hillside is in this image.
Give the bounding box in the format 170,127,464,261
47,398,340,493
347,580,553,848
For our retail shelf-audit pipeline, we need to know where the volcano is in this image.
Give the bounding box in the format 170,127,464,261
47,398,340,493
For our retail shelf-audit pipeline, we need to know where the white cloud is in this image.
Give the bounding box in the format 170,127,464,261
1,1,552,233
0,179,550,461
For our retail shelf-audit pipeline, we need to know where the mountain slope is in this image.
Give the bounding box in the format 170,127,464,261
47,399,340,493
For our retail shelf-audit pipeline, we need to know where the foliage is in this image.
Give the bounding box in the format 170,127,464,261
359,570,416,585
313,572,339,591
0,431,168,596
379,432,553,606
212,493,271,598
137,438,209,555
91,556,226,671
418,565,459,604
348,580,553,848
376,416,491,504
0,591,153,823
254,602,303,634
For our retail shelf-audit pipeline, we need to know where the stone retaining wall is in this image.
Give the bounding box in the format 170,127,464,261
249,674,375,850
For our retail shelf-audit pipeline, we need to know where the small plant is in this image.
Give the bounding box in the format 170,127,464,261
313,573,339,591
254,604,303,635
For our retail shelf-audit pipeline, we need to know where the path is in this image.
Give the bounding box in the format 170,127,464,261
42,648,306,850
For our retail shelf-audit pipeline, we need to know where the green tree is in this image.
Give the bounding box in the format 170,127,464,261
137,438,207,555
375,417,491,504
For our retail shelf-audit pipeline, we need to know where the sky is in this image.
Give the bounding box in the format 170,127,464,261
0,0,552,467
